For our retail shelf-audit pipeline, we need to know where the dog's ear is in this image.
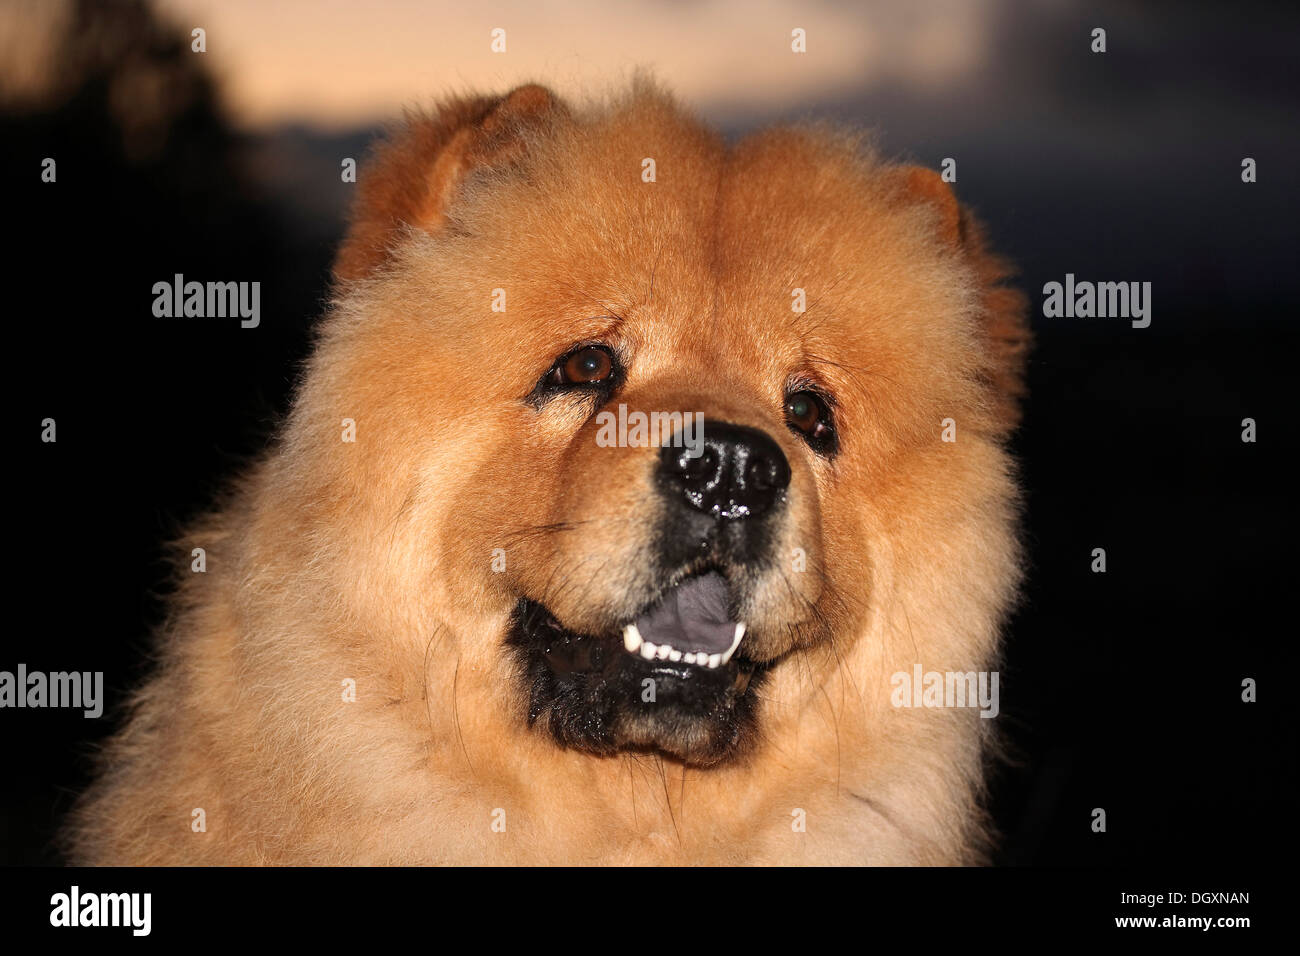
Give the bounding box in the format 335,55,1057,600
898,165,1030,431
334,84,567,281
898,166,963,246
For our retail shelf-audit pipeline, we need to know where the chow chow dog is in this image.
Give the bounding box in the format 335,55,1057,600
68,79,1027,865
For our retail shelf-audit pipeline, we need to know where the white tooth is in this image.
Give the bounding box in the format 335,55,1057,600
706,653,721,669
683,653,697,665
669,649,682,662
720,623,746,665
640,641,658,660
623,624,643,653
656,643,672,660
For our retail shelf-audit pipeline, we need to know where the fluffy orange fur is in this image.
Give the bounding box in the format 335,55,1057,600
68,79,1027,865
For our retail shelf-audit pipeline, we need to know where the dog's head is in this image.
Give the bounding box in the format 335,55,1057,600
294,81,1026,768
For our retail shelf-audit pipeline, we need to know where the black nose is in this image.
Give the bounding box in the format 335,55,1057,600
659,422,791,519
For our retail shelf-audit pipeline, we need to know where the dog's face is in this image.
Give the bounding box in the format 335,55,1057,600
307,84,1025,769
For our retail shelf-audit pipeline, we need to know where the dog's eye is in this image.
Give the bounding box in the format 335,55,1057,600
560,346,613,385
785,390,837,454
533,344,621,403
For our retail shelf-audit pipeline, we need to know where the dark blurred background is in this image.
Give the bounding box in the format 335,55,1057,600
2,0,1295,865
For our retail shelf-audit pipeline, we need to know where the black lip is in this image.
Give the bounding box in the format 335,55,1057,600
505,592,765,764
511,594,755,679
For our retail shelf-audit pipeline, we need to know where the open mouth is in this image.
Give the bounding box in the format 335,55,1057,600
508,569,764,763
622,572,745,669
518,570,754,680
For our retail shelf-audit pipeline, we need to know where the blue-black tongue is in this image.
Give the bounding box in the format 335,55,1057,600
634,572,735,654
